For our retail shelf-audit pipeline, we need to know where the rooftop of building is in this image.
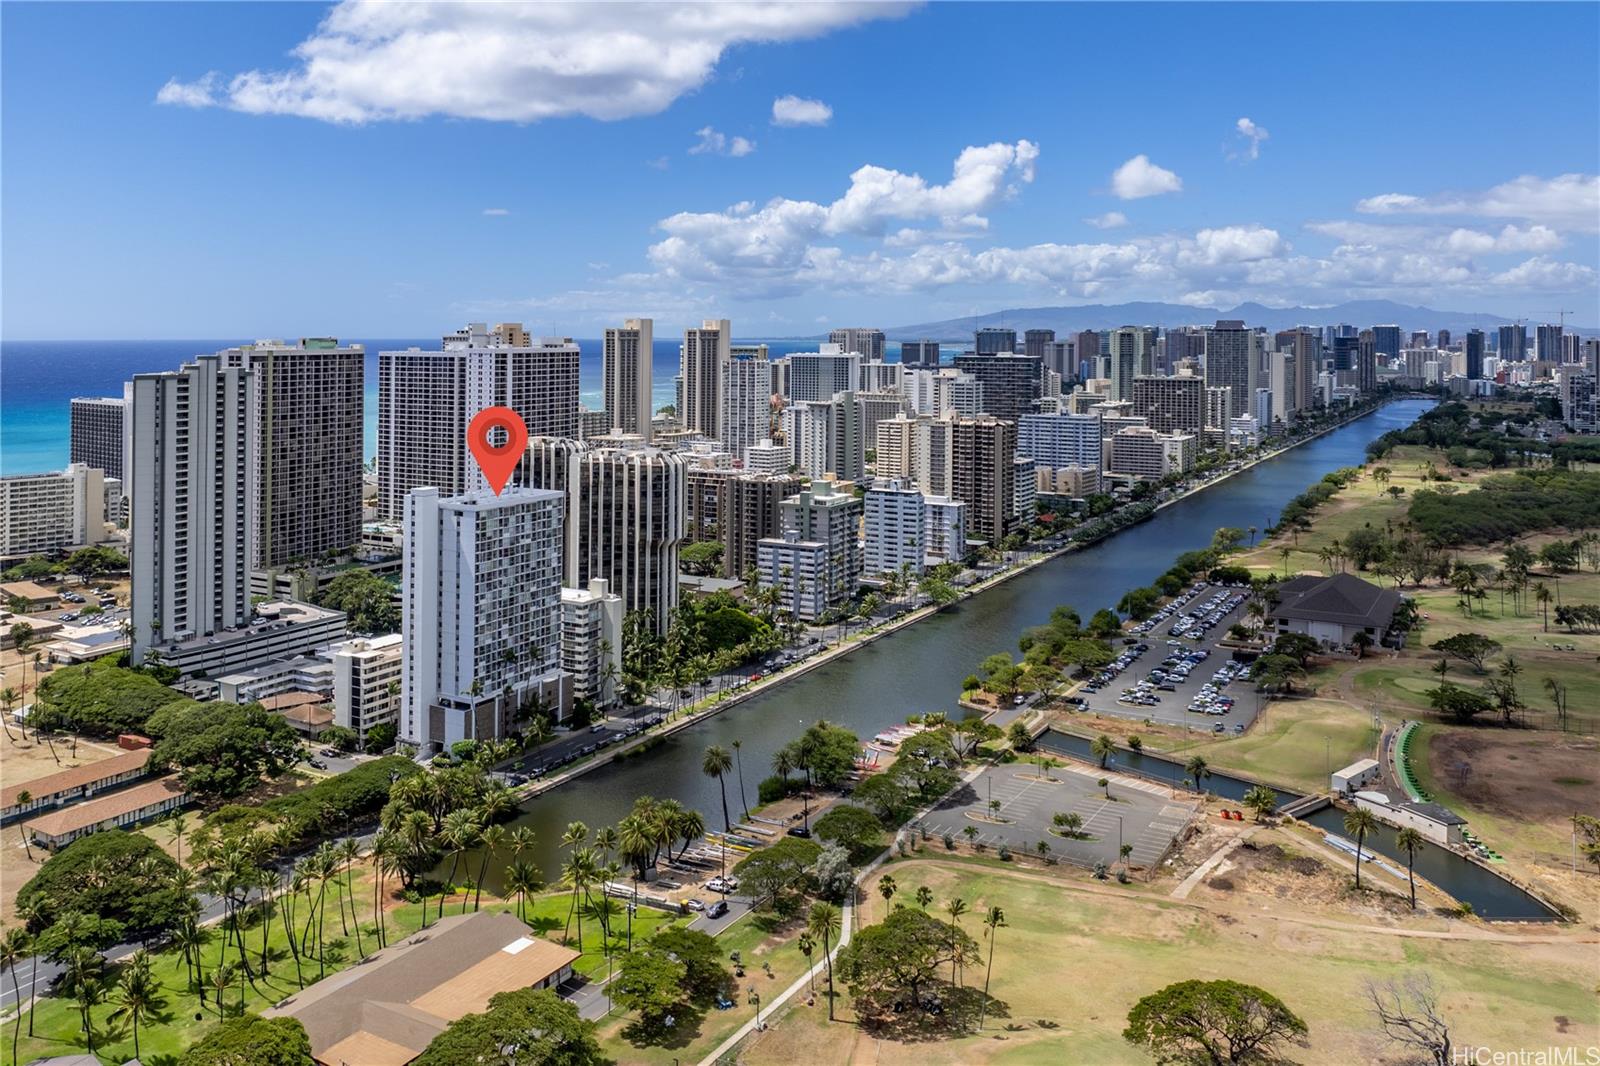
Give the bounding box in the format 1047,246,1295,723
23,775,184,838
153,600,345,654
264,911,579,1066
2,747,154,809
1272,572,1402,630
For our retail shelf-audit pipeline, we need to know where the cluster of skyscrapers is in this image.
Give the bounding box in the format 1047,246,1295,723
8,311,1594,757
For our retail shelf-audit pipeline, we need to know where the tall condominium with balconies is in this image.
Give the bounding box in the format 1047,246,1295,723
951,352,1041,421
787,344,860,403
950,417,1016,544
128,355,255,664
780,485,863,605
216,338,363,567
680,319,731,440
401,486,567,751
1017,412,1102,496
719,343,772,458
863,479,925,577
521,438,687,636
603,318,654,440
1131,375,1206,435
1204,319,1260,419
974,327,1016,355
828,327,885,362
377,324,580,517
69,396,126,482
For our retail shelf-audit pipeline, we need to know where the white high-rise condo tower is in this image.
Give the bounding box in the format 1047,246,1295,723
603,318,654,440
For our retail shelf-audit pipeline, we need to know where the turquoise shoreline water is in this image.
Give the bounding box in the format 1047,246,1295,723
1,338,942,476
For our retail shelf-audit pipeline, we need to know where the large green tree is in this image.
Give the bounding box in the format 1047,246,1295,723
836,906,977,1019
147,699,300,801
1124,979,1307,1065
16,829,185,940
315,568,401,634
183,1014,313,1066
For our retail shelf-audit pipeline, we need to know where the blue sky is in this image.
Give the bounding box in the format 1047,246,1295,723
3,1,1597,339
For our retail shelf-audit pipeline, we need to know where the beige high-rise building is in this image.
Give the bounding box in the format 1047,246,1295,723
680,319,731,439
603,318,653,440
1131,375,1205,435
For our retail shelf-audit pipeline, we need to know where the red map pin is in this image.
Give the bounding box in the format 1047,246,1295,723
467,406,528,495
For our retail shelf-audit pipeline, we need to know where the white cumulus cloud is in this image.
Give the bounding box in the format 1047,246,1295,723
154,1,911,123
1084,211,1128,229
1233,117,1269,161
771,94,832,126
1356,174,1599,233
1110,155,1183,200
690,127,755,157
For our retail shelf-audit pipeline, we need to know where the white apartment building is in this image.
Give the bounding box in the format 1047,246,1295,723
1017,412,1103,493
560,578,624,713
743,438,789,475
756,531,831,622
128,355,255,665
215,654,335,705
603,318,654,440
857,360,902,393
330,633,403,745
719,345,772,459
1012,455,1036,524
402,486,568,752
863,479,925,577
785,345,861,403
377,325,580,517
0,464,115,559
780,485,863,608
923,496,968,561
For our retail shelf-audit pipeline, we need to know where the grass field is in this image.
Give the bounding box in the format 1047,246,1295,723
593,906,814,1065
1162,697,1388,795
740,861,1599,1066
3,876,680,1066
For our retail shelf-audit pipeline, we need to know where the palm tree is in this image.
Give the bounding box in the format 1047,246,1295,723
109,953,156,1060
15,792,34,863
944,897,968,987
731,739,751,821
1344,807,1379,890
675,807,706,860
808,901,841,1020
978,905,1006,1030
703,744,735,832
878,873,897,905
2,928,31,1066
65,946,104,1052
1534,581,1553,631
0,686,17,742
560,848,597,950
164,811,190,869
915,885,934,911
504,860,543,923
1089,733,1116,769
208,962,233,1020
1395,827,1424,910
473,823,506,912
1184,756,1210,793
337,837,364,956
558,822,589,941
438,809,481,922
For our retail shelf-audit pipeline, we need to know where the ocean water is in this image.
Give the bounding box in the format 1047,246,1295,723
0,338,940,476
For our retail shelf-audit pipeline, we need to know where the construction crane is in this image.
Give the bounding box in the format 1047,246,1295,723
1540,310,1575,329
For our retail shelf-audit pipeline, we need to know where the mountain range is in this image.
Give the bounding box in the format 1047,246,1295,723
879,300,1596,341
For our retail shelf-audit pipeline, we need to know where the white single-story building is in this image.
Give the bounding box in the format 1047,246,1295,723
1353,789,1468,847
1331,758,1381,794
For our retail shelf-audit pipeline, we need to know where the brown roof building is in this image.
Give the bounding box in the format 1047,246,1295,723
264,910,580,1066
22,775,186,849
2,747,155,823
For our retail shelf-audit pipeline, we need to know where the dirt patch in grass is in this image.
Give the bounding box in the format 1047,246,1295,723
1426,729,1600,827
1195,836,1415,920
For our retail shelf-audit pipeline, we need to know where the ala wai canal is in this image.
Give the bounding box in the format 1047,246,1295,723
467,399,1533,908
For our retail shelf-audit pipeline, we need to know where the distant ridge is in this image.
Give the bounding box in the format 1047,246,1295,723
878,299,1597,341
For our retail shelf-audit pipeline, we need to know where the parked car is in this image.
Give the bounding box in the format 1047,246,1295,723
685,898,706,912
707,900,729,918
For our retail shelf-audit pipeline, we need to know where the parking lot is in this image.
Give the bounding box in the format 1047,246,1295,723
917,762,1198,871
1058,583,1263,734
